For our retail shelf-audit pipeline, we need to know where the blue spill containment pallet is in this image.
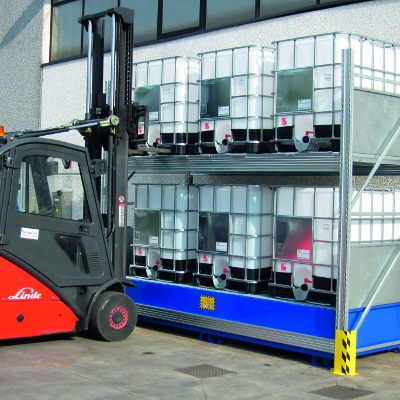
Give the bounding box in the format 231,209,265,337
127,278,336,358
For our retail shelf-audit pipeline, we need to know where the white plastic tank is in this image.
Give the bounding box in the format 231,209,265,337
197,185,274,288
351,188,400,243
134,57,200,152
274,33,400,148
274,186,340,295
199,46,275,153
131,184,199,279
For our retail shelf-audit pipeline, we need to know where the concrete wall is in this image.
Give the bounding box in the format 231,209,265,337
0,0,46,132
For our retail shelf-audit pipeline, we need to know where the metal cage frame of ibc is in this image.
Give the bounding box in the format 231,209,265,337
126,48,400,374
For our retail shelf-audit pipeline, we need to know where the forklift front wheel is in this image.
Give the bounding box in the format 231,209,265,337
89,291,138,342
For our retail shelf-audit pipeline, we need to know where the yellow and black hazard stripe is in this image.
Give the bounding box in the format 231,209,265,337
333,330,358,376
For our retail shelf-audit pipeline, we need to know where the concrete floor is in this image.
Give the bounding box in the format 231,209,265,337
1,321,400,400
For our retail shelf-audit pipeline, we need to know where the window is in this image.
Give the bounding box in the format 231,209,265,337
121,0,158,43
162,0,200,35
50,0,369,62
83,0,118,53
17,156,90,221
51,0,83,61
54,234,89,274
260,0,316,17
206,0,255,30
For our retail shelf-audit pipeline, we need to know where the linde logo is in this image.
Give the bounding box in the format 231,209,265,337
8,287,42,300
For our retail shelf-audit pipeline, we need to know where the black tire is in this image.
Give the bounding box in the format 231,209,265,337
89,291,138,342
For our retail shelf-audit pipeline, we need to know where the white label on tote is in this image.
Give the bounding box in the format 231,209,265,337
298,99,311,110
165,215,172,222
297,249,310,260
236,218,244,225
218,106,230,116
149,236,159,245
324,73,332,81
149,111,159,121
216,242,228,252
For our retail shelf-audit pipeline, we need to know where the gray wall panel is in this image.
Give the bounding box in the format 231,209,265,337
0,0,44,132
349,244,400,309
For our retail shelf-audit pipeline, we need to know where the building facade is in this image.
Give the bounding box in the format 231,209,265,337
2,0,400,138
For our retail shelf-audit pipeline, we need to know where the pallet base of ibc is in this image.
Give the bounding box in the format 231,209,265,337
129,265,195,283
193,141,274,155
268,283,337,307
157,269,195,283
272,138,340,153
193,273,269,294
129,266,148,278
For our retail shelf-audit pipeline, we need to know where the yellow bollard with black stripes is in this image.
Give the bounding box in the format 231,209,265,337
332,330,358,376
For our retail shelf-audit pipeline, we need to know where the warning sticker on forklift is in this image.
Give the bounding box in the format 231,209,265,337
20,227,39,240
200,295,215,311
119,204,124,227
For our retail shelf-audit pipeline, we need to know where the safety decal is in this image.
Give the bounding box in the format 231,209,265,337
118,195,125,227
200,295,215,311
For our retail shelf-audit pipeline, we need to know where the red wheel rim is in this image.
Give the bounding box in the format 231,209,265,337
109,306,128,329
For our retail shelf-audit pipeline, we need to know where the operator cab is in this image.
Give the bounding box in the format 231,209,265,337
0,139,111,287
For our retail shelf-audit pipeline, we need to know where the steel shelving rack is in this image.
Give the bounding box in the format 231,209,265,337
126,49,400,374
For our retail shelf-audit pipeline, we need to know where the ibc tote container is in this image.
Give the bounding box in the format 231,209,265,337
195,185,274,293
198,46,275,154
273,33,400,152
272,186,400,302
130,184,199,282
272,187,340,300
134,57,200,154
351,188,400,243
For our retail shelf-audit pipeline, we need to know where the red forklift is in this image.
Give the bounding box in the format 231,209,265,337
0,8,148,341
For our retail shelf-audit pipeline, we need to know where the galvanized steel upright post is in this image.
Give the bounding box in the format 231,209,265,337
333,48,357,376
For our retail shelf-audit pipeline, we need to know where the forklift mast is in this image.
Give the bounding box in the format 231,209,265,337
79,7,147,280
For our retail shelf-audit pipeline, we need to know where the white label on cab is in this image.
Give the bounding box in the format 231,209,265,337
21,227,39,240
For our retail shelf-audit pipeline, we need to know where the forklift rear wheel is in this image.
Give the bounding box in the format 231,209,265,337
89,291,138,342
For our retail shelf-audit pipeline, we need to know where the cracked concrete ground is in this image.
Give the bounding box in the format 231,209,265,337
1,321,399,400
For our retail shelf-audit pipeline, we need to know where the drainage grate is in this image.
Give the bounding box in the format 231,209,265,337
175,364,235,379
310,385,375,400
